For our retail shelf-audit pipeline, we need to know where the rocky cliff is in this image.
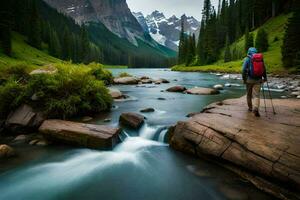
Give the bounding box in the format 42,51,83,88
43,0,146,45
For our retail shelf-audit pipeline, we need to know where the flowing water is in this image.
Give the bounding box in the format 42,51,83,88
0,69,276,200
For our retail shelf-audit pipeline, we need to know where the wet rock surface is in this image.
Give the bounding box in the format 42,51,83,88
169,96,300,195
39,120,120,149
119,112,145,129
185,87,220,95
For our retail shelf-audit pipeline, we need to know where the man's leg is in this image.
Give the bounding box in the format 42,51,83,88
252,83,261,116
246,83,253,111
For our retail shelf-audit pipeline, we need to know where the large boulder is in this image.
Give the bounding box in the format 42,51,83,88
39,120,120,150
5,104,45,134
113,77,139,84
119,112,145,129
0,144,15,158
186,87,220,95
169,96,300,193
166,85,187,93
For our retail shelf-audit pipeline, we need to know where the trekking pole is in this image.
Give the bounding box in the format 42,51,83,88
266,81,276,115
261,83,268,116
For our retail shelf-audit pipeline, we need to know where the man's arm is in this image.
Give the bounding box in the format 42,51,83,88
242,57,249,83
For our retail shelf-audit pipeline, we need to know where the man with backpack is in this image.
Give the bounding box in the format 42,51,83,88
242,47,267,117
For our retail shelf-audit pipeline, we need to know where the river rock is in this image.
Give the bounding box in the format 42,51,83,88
166,85,187,92
291,91,300,96
169,96,300,190
140,76,150,79
140,108,155,113
0,144,15,158
30,65,57,75
186,87,220,95
109,88,123,99
39,120,120,149
5,104,45,134
141,79,153,84
293,87,300,91
82,116,93,122
36,140,48,146
158,78,170,83
213,84,224,90
113,77,139,85
29,139,39,145
119,112,145,129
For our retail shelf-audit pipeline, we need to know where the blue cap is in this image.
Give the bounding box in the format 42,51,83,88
247,47,257,56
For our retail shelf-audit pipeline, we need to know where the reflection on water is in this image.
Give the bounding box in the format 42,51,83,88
0,69,274,200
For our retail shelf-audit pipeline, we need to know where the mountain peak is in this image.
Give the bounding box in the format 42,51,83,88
133,10,200,51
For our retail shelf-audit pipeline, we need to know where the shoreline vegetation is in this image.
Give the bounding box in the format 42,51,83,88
174,12,299,75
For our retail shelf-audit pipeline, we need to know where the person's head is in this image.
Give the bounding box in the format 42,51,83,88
247,47,257,56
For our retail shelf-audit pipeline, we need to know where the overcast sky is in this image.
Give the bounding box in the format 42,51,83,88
127,0,219,20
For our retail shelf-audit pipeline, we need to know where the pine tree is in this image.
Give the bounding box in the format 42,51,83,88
49,30,61,58
178,19,186,64
244,29,254,53
186,34,196,65
61,27,72,60
28,0,42,49
0,1,12,56
202,0,213,25
203,9,218,64
255,28,269,52
224,36,231,62
282,2,300,68
80,26,90,63
197,20,205,64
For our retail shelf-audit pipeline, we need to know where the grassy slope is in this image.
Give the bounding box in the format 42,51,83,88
0,32,61,67
172,13,297,74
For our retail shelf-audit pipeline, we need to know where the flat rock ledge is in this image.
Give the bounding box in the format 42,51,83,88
169,96,300,197
39,120,121,150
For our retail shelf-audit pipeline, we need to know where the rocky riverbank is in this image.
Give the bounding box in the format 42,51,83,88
169,96,300,199
213,73,300,99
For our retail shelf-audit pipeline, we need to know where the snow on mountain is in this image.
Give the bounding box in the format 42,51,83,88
133,10,200,51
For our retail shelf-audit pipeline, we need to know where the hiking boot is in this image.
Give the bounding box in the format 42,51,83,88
253,110,260,117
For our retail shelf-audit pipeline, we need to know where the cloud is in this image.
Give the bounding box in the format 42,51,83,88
127,0,219,20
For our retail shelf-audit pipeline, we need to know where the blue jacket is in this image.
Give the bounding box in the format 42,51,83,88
242,47,267,82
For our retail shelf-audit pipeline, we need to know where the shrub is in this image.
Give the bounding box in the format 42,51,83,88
0,64,32,84
88,63,113,85
118,72,132,77
0,79,25,118
25,69,112,119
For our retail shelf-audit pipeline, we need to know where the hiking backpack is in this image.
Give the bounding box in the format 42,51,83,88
248,53,265,78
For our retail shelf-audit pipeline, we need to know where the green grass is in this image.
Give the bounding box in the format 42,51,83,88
103,65,128,69
0,32,61,67
0,32,114,119
173,13,298,74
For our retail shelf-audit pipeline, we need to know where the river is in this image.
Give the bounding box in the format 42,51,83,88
0,69,274,200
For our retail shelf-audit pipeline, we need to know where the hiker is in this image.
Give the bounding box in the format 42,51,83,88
242,47,267,117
